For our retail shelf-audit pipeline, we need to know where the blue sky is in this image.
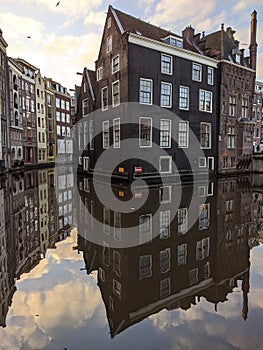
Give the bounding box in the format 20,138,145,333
0,0,262,88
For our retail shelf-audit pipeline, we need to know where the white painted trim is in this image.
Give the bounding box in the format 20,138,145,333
112,80,120,107
179,86,189,110
160,82,172,108
192,62,202,82
178,120,189,148
160,118,171,148
199,89,213,113
112,54,120,74
128,33,218,68
139,78,153,105
200,122,211,149
113,117,120,148
161,53,173,75
207,67,214,85
111,6,125,34
139,116,152,148
101,86,109,111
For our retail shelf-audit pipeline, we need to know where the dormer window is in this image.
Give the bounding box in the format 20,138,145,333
235,54,241,64
163,35,183,48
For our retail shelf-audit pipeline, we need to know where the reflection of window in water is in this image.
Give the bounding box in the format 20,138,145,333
199,204,210,230
103,207,111,235
113,250,121,277
159,186,171,203
160,277,171,298
103,243,110,266
225,199,233,214
159,210,170,239
178,243,187,265
139,254,152,280
99,267,105,281
113,279,121,299
139,214,152,244
203,262,210,279
226,230,233,249
114,212,121,241
178,208,188,234
196,237,210,260
160,248,170,273
189,268,198,286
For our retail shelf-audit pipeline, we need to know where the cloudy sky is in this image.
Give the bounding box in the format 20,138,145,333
0,0,262,89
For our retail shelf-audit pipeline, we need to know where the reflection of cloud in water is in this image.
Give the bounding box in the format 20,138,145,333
0,229,105,349
149,246,263,350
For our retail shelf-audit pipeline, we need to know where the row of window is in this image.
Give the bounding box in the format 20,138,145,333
56,111,71,124
97,55,120,81
139,78,213,112
55,98,70,111
101,80,120,110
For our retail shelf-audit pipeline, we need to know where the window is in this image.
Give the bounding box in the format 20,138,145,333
89,120,94,150
178,243,187,265
230,157,236,168
113,251,121,277
66,101,70,111
160,248,170,273
113,279,121,298
56,111,60,122
192,63,202,81
178,121,189,148
178,208,188,234
199,90,212,112
112,80,120,107
179,86,189,110
160,278,170,298
199,157,206,168
114,212,121,241
107,36,112,53
112,55,120,74
227,126,235,149
103,243,110,266
189,268,198,286
200,122,211,149
97,66,103,81
207,67,213,85
161,54,172,75
99,267,105,281
139,78,152,105
199,204,210,230
139,214,152,244
139,117,152,147
229,95,237,116
204,262,210,279
139,255,152,279
160,119,171,148
159,186,171,204
161,82,172,108
102,120,110,149
82,98,89,117
242,97,249,118
159,156,172,173
103,207,110,235
160,210,170,239
113,118,120,148
101,86,108,111
196,237,210,260
223,156,228,168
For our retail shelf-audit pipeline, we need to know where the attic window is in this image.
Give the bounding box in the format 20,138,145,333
135,30,142,35
163,36,183,48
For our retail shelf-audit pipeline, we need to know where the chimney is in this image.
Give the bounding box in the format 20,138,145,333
226,27,236,41
249,10,258,71
182,25,195,42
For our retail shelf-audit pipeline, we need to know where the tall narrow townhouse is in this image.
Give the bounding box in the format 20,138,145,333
8,58,24,168
13,58,38,166
0,29,8,170
51,80,72,163
44,77,56,163
36,70,47,164
77,5,219,180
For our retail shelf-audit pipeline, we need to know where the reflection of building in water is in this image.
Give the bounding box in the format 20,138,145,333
77,176,258,337
0,168,74,327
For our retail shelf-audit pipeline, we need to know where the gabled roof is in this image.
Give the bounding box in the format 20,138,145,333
83,68,96,102
111,6,181,42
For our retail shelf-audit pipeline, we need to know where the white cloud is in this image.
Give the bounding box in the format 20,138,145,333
83,11,106,29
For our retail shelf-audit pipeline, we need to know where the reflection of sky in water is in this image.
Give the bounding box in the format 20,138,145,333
1,231,263,350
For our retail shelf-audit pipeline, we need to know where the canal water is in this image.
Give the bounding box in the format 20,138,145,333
0,168,263,349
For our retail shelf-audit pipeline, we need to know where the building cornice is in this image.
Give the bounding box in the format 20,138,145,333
128,33,218,68
220,59,255,73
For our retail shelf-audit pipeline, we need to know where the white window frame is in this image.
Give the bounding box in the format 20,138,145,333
113,118,120,148
139,117,152,148
178,121,189,148
159,156,172,174
139,78,153,105
96,66,103,81
107,36,112,53
207,67,214,85
160,119,171,148
82,98,89,117
112,80,120,107
102,120,110,149
161,54,172,75
199,157,207,168
159,210,170,239
112,55,120,74
199,89,212,113
200,122,211,149
160,82,172,108
83,156,89,171
179,86,189,110
192,63,202,82
101,86,108,111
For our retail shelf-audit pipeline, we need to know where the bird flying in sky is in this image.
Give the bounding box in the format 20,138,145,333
56,1,60,6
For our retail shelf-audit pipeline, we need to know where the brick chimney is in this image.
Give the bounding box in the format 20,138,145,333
249,10,258,71
182,25,195,42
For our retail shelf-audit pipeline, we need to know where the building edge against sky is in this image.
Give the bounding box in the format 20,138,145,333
0,5,262,177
